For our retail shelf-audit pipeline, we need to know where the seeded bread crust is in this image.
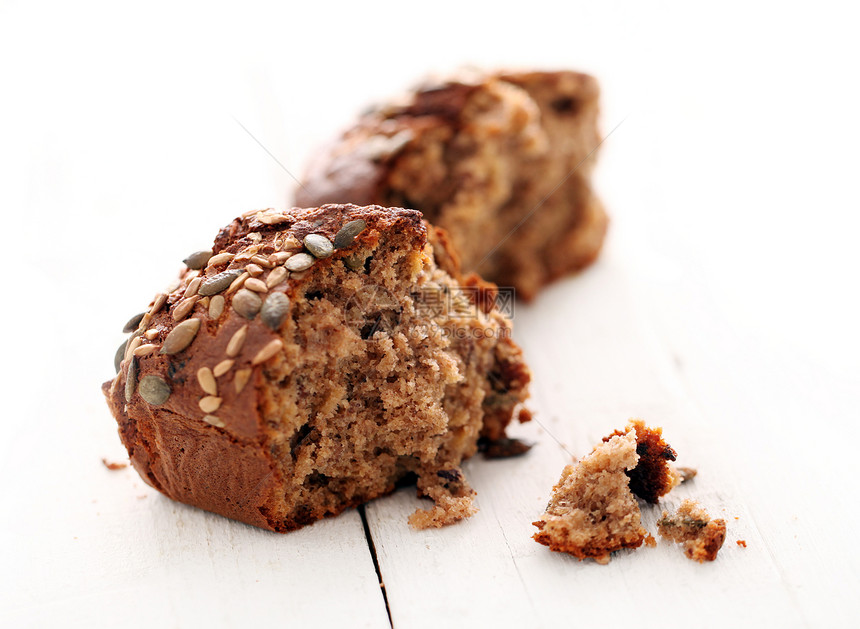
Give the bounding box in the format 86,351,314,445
103,204,530,532
295,70,608,300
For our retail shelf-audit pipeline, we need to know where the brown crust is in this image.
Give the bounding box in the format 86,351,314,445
532,525,646,562
104,203,529,532
603,419,679,503
295,70,607,300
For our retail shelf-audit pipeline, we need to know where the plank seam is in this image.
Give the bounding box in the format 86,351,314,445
359,504,393,628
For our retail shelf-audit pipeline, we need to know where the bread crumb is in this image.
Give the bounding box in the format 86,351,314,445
101,458,128,471
736,540,747,548
657,500,727,562
532,430,648,564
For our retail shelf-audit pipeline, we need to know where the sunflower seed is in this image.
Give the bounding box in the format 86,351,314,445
202,414,225,428
304,234,334,258
244,277,268,293
125,358,138,402
247,232,262,242
133,343,158,357
184,277,202,299
197,367,218,396
334,220,367,249
252,339,283,365
234,368,252,394
213,359,234,377
232,288,262,319
265,266,288,288
269,251,292,265
148,293,168,316
125,336,142,361
285,252,314,272
165,277,182,293
137,312,153,332
172,295,199,321
198,396,222,413
114,339,128,373
144,328,159,340
281,234,303,252
226,324,248,357
207,252,234,267
256,211,289,225
261,292,289,330
209,295,225,319
139,375,170,405
183,250,213,270
160,318,201,354
250,255,273,268
226,271,250,294
199,269,244,296
245,263,264,277
123,313,145,333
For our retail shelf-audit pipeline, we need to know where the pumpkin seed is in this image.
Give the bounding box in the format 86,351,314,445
261,292,289,330
160,318,201,354
122,313,145,334
138,375,170,405
199,269,244,296
183,250,212,270
304,234,334,258
114,339,128,373
232,288,262,319
334,220,367,249
285,252,314,272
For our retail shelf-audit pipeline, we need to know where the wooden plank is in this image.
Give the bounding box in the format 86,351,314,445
633,264,860,627
366,241,811,627
0,381,390,629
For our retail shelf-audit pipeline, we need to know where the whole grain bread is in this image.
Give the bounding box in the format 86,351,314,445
295,70,608,301
104,204,531,531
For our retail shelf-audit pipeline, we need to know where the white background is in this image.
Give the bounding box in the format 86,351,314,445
1,1,858,627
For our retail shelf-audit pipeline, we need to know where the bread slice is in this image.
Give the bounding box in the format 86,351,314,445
103,204,530,531
296,70,608,301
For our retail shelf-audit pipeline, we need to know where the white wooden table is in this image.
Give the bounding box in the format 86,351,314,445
2,2,858,627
